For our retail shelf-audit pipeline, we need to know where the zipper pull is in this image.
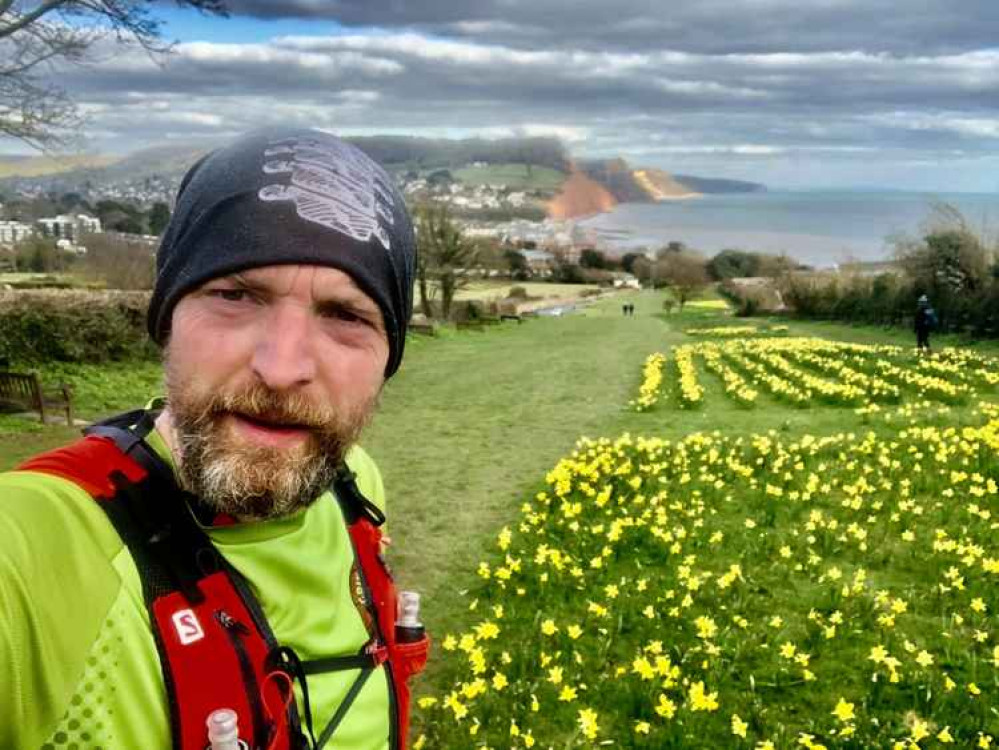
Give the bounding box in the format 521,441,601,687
216,610,251,635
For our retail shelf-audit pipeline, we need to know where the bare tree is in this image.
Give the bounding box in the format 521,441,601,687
415,203,479,321
0,0,227,150
78,231,155,289
659,251,710,310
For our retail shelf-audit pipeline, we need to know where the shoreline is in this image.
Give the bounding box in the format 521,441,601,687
546,192,705,222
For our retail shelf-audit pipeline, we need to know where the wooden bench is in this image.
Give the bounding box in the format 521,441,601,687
0,371,74,425
500,314,523,323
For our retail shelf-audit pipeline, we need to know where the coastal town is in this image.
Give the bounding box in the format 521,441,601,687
0,152,617,270
0,136,770,278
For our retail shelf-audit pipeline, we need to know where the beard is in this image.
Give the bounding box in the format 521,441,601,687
163,359,378,521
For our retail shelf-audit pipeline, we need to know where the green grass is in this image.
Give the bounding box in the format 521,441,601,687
407,302,999,748
364,290,658,621
452,163,567,192
450,281,601,302
415,281,601,306
0,359,163,442
0,272,92,288
4,293,998,746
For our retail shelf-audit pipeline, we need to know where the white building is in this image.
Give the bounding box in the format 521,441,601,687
55,238,87,255
0,220,33,245
37,213,102,241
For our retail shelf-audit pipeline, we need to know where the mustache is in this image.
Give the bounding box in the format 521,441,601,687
191,386,335,432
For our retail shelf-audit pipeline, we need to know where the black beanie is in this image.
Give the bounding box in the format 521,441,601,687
147,128,416,377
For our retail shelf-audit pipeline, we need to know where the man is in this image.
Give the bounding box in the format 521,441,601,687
0,129,427,749
915,294,937,353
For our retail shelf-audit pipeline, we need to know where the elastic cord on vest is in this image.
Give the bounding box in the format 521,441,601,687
268,641,385,750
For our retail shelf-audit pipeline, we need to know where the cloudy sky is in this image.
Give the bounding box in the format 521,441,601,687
18,0,999,191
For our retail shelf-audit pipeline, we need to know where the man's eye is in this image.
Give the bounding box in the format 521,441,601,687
213,289,248,302
332,309,364,324
322,305,368,325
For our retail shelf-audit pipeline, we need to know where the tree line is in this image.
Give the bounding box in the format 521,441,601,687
1,192,171,236
413,202,805,319
770,205,999,336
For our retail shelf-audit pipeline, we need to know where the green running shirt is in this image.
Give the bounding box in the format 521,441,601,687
0,422,392,749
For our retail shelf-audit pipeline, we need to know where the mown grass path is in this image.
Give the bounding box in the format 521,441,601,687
364,292,668,633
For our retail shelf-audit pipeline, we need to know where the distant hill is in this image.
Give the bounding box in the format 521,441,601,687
0,142,219,202
578,159,651,204
0,137,765,221
98,143,216,180
633,169,701,201
0,136,569,199
548,158,766,219
0,154,120,179
548,168,617,220
347,135,569,174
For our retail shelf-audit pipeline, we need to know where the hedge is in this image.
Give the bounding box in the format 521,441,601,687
0,290,157,364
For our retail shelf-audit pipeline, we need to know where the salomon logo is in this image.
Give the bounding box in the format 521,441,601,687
172,609,205,645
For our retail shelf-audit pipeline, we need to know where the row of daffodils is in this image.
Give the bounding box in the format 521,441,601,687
413,402,999,748
633,338,998,412
684,325,790,338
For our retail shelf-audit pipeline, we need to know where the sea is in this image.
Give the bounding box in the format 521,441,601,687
578,191,999,268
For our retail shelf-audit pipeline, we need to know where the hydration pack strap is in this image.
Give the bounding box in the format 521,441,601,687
86,407,173,481
78,411,302,749
52,408,415,749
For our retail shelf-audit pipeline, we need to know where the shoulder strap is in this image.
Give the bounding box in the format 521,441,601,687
23,411,303,750
23,409,422,750
85,407,169,477
329,468,404,750
332,464,386,527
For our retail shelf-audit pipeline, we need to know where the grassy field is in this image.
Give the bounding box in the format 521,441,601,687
3,294,997,747
0,154,117,178
406,302,999,748
450,281,602,302
0,272,91,288
452,163,566,192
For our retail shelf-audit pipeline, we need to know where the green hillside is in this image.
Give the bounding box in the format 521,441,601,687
452,163,566,191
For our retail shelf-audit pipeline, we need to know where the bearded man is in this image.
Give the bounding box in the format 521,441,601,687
0,129,428,750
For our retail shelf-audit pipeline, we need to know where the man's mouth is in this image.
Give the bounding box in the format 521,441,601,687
227,412,312,444
237,412,306,429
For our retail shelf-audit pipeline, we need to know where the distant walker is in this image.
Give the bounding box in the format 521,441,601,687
914,295,937,353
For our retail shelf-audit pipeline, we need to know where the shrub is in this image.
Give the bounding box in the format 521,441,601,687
506,285,529,300
0,290,156,363
448,299,488,322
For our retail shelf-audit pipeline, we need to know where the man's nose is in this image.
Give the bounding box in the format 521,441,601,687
250,302,318,390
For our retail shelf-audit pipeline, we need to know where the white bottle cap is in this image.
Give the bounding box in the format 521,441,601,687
206,708,241,750
398,590,422,628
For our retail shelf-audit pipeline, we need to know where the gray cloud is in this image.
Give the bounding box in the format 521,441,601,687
16,2,999,190
221,0,999,55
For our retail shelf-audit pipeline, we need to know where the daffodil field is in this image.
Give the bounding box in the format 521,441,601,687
414,401,999,748
413,321,999,749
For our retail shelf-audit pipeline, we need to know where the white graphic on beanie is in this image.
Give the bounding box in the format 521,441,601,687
258,136,394,251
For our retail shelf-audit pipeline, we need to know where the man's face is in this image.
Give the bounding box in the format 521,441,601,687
163,264,390,520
